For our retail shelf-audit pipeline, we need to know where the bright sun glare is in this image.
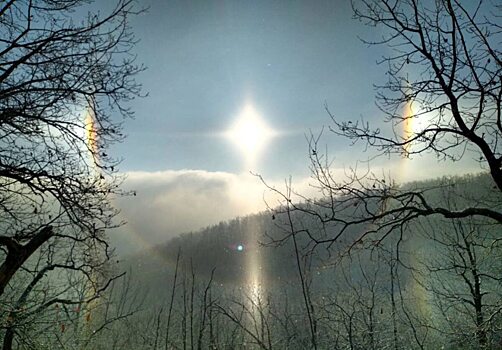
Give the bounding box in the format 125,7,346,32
403,99,428,152
226,104,275,166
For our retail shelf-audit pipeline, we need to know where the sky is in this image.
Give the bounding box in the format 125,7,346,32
108,0,481,253
115,0,386,174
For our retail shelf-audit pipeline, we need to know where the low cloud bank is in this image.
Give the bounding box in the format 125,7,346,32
110,169,312,254
110,155,481,255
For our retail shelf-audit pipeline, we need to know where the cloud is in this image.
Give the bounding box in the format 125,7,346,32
110,154,482,255
110,169,313,254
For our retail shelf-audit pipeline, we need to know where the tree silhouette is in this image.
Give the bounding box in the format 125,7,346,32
0,0,142,345
263,0,502,252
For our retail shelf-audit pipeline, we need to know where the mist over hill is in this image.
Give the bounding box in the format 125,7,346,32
124,171,500,296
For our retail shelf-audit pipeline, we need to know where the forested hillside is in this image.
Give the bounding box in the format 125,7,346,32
100,172,502,349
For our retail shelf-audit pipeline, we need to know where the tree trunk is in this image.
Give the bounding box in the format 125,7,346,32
0,226,53,297
0,226,53,350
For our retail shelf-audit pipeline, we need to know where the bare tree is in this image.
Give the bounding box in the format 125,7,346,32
262,0,501,255
0,237,118,350
257,3,501,346
0,0,142,293
412,215,502,348
0,0,143,345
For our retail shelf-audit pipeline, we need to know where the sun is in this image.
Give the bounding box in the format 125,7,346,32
226,104,275,167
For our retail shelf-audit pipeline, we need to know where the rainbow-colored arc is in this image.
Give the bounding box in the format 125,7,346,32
402,99,414,155
84,106,99,164
400,98,432,320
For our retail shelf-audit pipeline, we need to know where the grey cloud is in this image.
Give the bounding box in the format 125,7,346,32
110,170,281,254
108,155,478,256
